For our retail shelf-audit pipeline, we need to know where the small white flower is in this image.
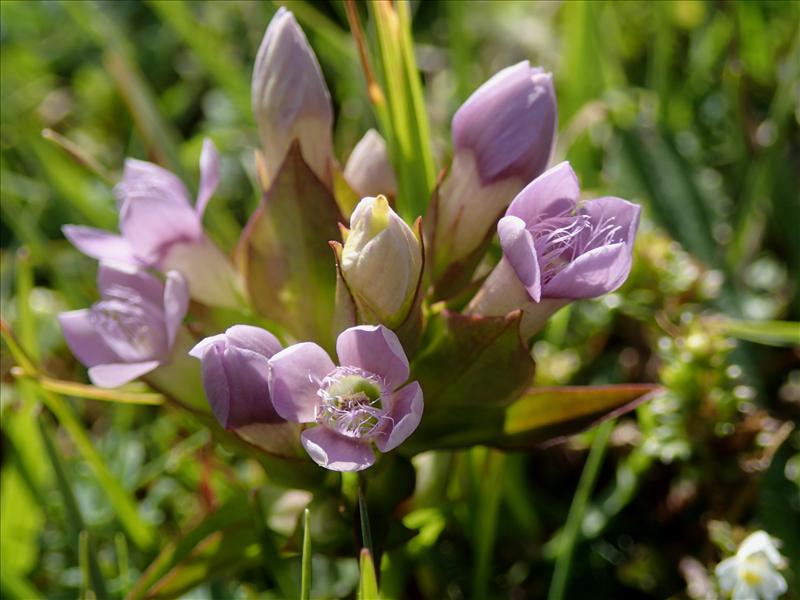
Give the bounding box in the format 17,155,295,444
715,531,788,600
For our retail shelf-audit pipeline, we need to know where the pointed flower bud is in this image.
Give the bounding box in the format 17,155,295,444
59,262,189,388
340,196,422,328
268,325,423,471
252,7,334,186
189,326,284,429
62,140,243,309
468,162,641,338
432,62,557,279
344,129,398,198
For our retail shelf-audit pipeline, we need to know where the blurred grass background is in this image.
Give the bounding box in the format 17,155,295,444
1,1,798,598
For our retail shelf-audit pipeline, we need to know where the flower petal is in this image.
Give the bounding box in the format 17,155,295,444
196,138,220,219
88,360,160,388
59,309,120,367
197,343,231,427
223,346,281,426
344,129,397,197
301,426,375,471
505,162,579,225
715,557,738,592
452,62,557,185
118,196,202,265
62,225,137,264
225,325,283,358
375,381,423,453
335,325,409,390
116,158,192,210
544,242,631,299
497,215,542,302
269,342,334,423
163,270,189,348
579,196,641,249
97,262,164,308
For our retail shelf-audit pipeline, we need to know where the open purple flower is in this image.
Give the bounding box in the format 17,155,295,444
189,326,284,429
62,140,242,308
63,139,219,268
467,162,641,338
497,161,641,302
268,325,423,471
59,262,189,388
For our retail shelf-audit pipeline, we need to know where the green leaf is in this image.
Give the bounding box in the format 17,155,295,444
405,309,535,452
358,548,380,600
238,143,343,350
370,1,435,222
500,384,660,448
126,496,260,600
720,319,800,347
301,509,312,600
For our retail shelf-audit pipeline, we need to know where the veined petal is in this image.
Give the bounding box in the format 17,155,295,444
59,309,120,367
335,325,409,390
88,360,160,388
544,242,631,299
163,270,189,348
269,342,335,423
505,162,579,225
62,225,137,263
579,197,642,249
301,426,375,471
497,215,542,302
375,381,423,453
196,138,220,219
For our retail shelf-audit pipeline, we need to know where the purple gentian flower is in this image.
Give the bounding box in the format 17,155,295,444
497,161,641,302
62,140,243,309
452,61,557,187
252,7,334,186
63,139,219,268
432,61,557,278
343,129,397,198
268,325,423,471
59,262,189,388
189,326,284,429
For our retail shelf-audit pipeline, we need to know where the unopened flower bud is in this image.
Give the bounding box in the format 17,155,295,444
340,196,422,328
252,7,334,186
344,129,397,198
189,325,284,429
432,61,557,282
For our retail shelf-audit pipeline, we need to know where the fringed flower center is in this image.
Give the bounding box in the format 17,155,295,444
315,366,390,440
531,208,623,284
90,285,160,361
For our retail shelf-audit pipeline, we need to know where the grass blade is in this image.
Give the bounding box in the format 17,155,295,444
547,419,615,600
301,508,312,600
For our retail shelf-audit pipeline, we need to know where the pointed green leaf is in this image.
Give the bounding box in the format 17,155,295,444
500,384,660,449
238,143,343,350
719,319,800,347
358,548,380,600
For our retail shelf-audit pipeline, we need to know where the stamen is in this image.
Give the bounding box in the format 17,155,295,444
315,366,390,439
529,207,624,284
89,285,158,359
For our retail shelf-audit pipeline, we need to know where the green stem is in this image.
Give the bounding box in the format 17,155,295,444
358,473,374,560
301,508,312,600
547,419,615,600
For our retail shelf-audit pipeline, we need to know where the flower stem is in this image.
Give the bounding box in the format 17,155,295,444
358,472,374,560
